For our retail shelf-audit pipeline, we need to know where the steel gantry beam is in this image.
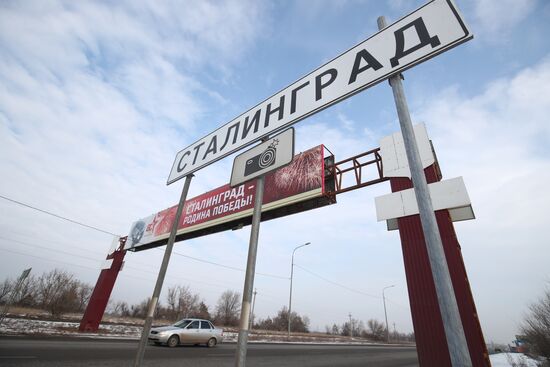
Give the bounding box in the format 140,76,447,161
325,147,389,198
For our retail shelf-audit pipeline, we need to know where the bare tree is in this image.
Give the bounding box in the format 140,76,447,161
111,301,130,317
341,318,362,337
2,269,90,316
270,306,289,331
166,286,178,319
256,316,274,330
0,278,12,304
356,320,365,336
255,307,309,332
34,269,92,316
13,275,38,307
165,285,200,321
49,280,79,316
341,321,352,336
37,269,74,311
76,282,93,312
215,290,241,326
179,287,200,319
196,301,211,320
132,298,151,319
367,319,386,341
521,287,550,362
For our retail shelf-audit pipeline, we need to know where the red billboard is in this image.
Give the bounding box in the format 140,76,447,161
126,145,335,251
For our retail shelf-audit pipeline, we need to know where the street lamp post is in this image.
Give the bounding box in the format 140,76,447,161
249,288,257,330
382,285,395,343
288,242,311,338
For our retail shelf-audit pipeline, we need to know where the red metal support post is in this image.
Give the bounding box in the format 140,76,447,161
390,164,490,367
326,148,490,366
79,237,127,332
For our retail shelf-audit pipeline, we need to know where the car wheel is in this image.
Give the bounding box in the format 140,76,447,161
166,335,179,348
207,338,217,348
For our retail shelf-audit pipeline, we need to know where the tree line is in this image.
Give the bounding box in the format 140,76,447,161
0,268,406,339
324,318,414,342
0,268,92,316
1,268,421,341
109,286,310,332
109,287,244,327
519,286,550,365
0,268,309,332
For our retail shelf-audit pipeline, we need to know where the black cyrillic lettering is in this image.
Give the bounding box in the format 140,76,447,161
242,109,261,140
315,68,338,101
290,81,310,114
348,49,383,84
203,136,218,160
191,142,205,165
264,95,285,127
219,122,240,151
390,17,440,67
177,151,191,172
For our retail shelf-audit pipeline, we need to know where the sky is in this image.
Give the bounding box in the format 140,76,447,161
1,0,549,345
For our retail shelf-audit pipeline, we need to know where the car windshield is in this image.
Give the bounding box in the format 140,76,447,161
173,319,192,328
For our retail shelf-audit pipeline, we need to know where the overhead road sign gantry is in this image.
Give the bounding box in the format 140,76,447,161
167,0,472,185
127,145,332,252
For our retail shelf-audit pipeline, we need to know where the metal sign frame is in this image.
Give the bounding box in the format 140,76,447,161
167,0,472,185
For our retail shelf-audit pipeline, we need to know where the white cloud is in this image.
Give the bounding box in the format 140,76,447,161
0,0,270,230
418,56,550,235
0,0,271,292
413,55,550,341
468,0,538,40
336,112,355,132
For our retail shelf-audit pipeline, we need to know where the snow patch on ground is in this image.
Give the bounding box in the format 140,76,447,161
489,353,540,367
0,317,398,346
219,331,382,345
0,317,141,339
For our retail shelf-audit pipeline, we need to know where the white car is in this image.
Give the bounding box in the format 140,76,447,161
149,318,224,348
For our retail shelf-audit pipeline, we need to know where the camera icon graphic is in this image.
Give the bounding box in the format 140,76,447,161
244,139,279,176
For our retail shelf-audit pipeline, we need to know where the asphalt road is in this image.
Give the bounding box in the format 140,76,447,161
0,336,419,367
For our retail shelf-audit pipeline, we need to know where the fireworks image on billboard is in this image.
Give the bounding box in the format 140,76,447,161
263,146,322,203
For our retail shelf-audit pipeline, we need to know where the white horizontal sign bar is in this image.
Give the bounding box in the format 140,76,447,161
379,123,435,178
374,176,474,222
167,0,472,184
385,205,475,231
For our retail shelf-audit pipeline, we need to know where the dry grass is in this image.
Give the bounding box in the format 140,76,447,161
5,306,49,316
3,308,414,345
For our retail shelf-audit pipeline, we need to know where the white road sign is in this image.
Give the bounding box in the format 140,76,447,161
230,128,294,187
167,0,472,184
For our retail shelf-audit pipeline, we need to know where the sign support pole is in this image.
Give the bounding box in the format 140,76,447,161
378,15,472,367
235,175,265,367
133,174,194,367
